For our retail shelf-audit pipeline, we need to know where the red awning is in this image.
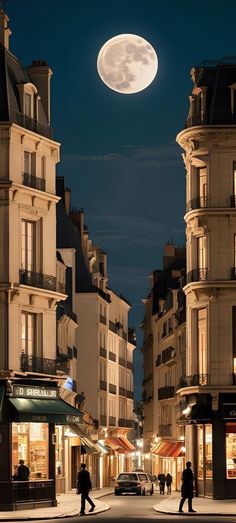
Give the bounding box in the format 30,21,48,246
105,436,135,453
151,440,185,458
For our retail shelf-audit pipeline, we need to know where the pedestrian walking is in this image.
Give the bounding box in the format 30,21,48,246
17,459,30,481
77,463,95,516
158,472,166,494
165,472,172,494
178,461,196,513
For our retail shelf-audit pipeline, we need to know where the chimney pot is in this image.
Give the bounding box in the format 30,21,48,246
0,10,12,49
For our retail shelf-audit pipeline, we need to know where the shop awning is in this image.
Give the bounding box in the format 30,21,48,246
151,440,185,458
105,436,135,453
9,397,83,424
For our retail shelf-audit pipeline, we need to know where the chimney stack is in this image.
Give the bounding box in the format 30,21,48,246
0,11,12,49
28,60,53,124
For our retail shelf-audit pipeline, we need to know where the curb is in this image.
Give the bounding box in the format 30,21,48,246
0,501,111,521
154,505,236,517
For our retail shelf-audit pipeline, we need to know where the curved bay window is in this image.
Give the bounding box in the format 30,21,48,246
12,422,49,480
226,423,236,479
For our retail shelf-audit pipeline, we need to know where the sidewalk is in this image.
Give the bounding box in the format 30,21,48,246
154,493,236,516
0,488,113,521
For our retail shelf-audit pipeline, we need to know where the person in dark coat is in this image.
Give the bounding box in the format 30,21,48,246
17,459,30,481
178,461,196,513
77,463,95,515
158,473,166,494
165,472,172,494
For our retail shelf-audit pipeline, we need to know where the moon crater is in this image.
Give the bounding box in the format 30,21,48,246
97,34,158,94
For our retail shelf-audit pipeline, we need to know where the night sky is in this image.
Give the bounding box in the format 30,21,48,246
6,1,236,396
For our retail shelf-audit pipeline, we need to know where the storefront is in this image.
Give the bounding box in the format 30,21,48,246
151,440,185,491
0,381,83,510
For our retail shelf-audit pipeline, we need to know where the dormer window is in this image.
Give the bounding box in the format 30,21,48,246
17,82,38,120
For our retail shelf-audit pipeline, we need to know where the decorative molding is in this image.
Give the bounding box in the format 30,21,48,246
48,297,56,309
29,294,36,305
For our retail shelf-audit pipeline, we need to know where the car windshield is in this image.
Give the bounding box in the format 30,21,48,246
118,474,137,481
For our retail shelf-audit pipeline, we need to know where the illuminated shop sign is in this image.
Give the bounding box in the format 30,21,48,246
66,415,82,423
13,385,59,399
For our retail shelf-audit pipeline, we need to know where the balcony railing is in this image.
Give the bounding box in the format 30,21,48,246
159,424,172,437
99,347,107,358
158,385,175,400
109,416,116,426
100,415,106,426
100,314,107,325
119,357,126,367
109,351,116,362
118,418,134,428
186,196,208,212
119,386,126,397
22,172,46,192
109,383,116,394
186,268,208,284
178,374,209,388
12,109,53,139
126,390,134,399
57,281,66,294
19,270,57,291
56,349,70,373
156,354,162,367
109,320,118,333
162,346,176,364
126,361,133,370
21,353,57,375
186,110,236,128
100,380,107,391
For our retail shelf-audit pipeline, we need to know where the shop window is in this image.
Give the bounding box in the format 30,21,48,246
197,425,204,480
205,425,212,479
12,422,48,480
226,422,236,479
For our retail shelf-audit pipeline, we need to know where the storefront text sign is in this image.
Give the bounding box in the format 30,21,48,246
13,385,59,399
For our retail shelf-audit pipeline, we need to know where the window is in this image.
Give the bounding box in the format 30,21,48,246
109,398,115,417
21,220,35,271
226,423,236,478
24,93,32,117
21,311,36,356
24,151,32,175
197,308,207,377
12,422,48,480
198,236,207,270
198,167,207,206
100,362,106,382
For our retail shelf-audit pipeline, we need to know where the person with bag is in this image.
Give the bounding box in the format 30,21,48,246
165,472,172,494
77,463,95,516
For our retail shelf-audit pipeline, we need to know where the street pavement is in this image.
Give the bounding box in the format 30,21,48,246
0,488,236,520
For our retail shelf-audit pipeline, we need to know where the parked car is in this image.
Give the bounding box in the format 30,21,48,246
114,472,153,495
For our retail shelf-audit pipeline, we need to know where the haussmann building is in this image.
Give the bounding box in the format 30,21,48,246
176,57,236,499
0,11,83,510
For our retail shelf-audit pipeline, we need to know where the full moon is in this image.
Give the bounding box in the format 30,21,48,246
97,34,158,94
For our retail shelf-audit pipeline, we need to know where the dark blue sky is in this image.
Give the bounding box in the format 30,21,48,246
7,0,236,350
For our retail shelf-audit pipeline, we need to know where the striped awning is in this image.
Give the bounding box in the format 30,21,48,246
105,436,135,453
151,440,185,458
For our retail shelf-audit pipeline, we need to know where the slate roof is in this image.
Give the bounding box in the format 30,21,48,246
0,43,52,138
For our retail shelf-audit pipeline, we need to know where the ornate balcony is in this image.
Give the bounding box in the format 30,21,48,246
126,390,134,399
119,357,126,367
119,386,126,397
118,418,133,428
126,360,133,370
178,374,209,388
19,270,57,291
186,196,208,212
100,380,107,391
109,351,116,362
99,347,107,358
156,354,162,367
158,385,175,400
100,314,107,325
22,172,46,192
21,353,57,375
186,268,208,284
162,346,176,364
12,109,53,139
109,383,116,394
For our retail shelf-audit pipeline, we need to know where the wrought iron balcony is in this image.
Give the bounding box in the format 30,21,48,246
119,386,126,397
19,269,57,291
56,349,70,373
162,346,176,364
186,268,208,284
109,383,116,394
186,110,236,129
156,354,162,367
22,172,46,192
109,320,118,333
119,357,126,367
100,380,107,391
21,353,57,375
12,109,53,139
186,196,208,212
99,347,107,358
178,374,209,388
118,418,134,428
100,415,107,426
57,281,66,294
109,416,116,426
158,385,175,400
126,360,133,370
100,314,107,325
127,390,134,399
159,424,172,437
109,351,116,362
